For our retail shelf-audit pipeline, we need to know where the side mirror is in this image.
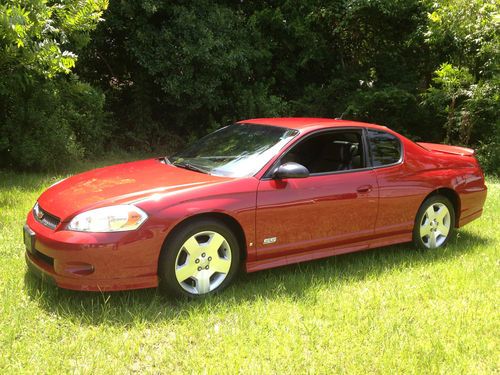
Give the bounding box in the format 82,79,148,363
273,162,310,179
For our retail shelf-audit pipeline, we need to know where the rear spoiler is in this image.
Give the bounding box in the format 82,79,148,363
417,142,475,156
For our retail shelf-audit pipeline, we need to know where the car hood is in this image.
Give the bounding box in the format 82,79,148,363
37,159,231,221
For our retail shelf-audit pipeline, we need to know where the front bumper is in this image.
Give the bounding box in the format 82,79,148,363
24,210,161,291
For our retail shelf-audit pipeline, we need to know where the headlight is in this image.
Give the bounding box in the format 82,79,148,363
67,205,148,232
33,202,41,217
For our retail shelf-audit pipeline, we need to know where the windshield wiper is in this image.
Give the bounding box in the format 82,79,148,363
172,161,209,174
198,156,237,160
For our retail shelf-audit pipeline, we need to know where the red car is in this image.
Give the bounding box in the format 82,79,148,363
24,118,487,297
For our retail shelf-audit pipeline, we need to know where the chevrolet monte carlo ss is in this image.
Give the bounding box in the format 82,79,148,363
24,118,487,297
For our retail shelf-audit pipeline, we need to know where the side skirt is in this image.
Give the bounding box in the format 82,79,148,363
245,232,412,273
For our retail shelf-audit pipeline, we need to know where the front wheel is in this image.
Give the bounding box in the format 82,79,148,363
413,195,455,249
158,219,240,298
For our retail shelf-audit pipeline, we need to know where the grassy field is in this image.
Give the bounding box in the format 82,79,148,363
0,157,499,374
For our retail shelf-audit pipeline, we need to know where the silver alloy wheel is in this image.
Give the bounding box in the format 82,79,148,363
419,202,451,248
174,231,232,295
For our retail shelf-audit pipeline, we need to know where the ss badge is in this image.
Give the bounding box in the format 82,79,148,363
263,237,277,245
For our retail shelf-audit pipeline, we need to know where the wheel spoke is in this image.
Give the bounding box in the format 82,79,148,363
211,256,231,274
425,206,436,220
435,206,448,222
429,231,437,248
195,271,211,294
439,224,450,237
205,233,225,255
183,236,200,256
420,223,431,238
175,263,196,283
421,217,430,227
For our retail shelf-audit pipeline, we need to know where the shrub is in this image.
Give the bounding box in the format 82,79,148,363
0,77,108,170
0,0,109,171
476,125,500,176
343,86,433,140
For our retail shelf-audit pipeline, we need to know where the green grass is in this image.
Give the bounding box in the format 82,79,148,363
1,157,499,374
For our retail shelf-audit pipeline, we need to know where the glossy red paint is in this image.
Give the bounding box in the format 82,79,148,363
24,118,487,291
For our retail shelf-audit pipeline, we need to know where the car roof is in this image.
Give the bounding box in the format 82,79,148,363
237,117,390,132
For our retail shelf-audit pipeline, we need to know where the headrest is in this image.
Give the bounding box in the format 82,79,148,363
349,143,359,156
331,142,352,162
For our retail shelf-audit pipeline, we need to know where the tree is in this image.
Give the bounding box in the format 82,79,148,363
78,0,433,146
423,0,499,172
0,0,109,170
423,63,474,143
0,0,108,77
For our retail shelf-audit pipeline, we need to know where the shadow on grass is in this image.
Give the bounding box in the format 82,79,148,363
24,230,490,326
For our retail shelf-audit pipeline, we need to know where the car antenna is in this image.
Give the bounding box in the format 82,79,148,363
334,106,349,120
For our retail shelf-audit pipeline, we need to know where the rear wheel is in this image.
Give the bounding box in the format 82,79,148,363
413,195,455,249
158,219,240,298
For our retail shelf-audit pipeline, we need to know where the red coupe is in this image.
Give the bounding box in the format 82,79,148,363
24,118,487,297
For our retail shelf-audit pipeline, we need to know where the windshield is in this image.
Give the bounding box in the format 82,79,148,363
170,124,299,177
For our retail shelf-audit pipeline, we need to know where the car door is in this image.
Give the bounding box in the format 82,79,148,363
254,129,379,261
365,128,420,240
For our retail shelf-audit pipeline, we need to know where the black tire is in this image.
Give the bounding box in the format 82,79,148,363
413,195,455,249
158,218,240,298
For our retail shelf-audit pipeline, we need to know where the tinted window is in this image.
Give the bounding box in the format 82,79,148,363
279,131,364,174
367,130,401,166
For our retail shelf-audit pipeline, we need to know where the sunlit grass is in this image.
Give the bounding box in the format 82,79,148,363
0,158,498,374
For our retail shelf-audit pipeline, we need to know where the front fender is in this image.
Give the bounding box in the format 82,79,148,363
136,177,259,262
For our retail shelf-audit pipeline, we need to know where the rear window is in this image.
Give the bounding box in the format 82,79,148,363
367,129,402,166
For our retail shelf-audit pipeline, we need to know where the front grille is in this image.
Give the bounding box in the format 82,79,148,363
34,205,61,230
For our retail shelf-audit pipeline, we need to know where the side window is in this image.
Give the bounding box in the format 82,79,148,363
280,130,364,174
367,130,401,167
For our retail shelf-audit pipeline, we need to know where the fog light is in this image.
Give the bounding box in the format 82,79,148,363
64,262,95,276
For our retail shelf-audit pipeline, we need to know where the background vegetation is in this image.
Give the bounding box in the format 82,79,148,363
0,0,498,173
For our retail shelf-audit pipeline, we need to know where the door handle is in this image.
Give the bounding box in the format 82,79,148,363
356,185,373,193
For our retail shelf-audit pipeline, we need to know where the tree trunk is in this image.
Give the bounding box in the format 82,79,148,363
445,96,456,144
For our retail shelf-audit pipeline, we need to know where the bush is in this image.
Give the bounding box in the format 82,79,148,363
78,0,434,146
476,126,500,176
342,86,436,140
0,77,108,170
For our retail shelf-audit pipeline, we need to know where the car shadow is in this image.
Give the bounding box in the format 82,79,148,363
23,229,490,326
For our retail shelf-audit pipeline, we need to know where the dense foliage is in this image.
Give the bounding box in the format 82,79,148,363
423,0,499,172
0,0,108,169
1,0,499,173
